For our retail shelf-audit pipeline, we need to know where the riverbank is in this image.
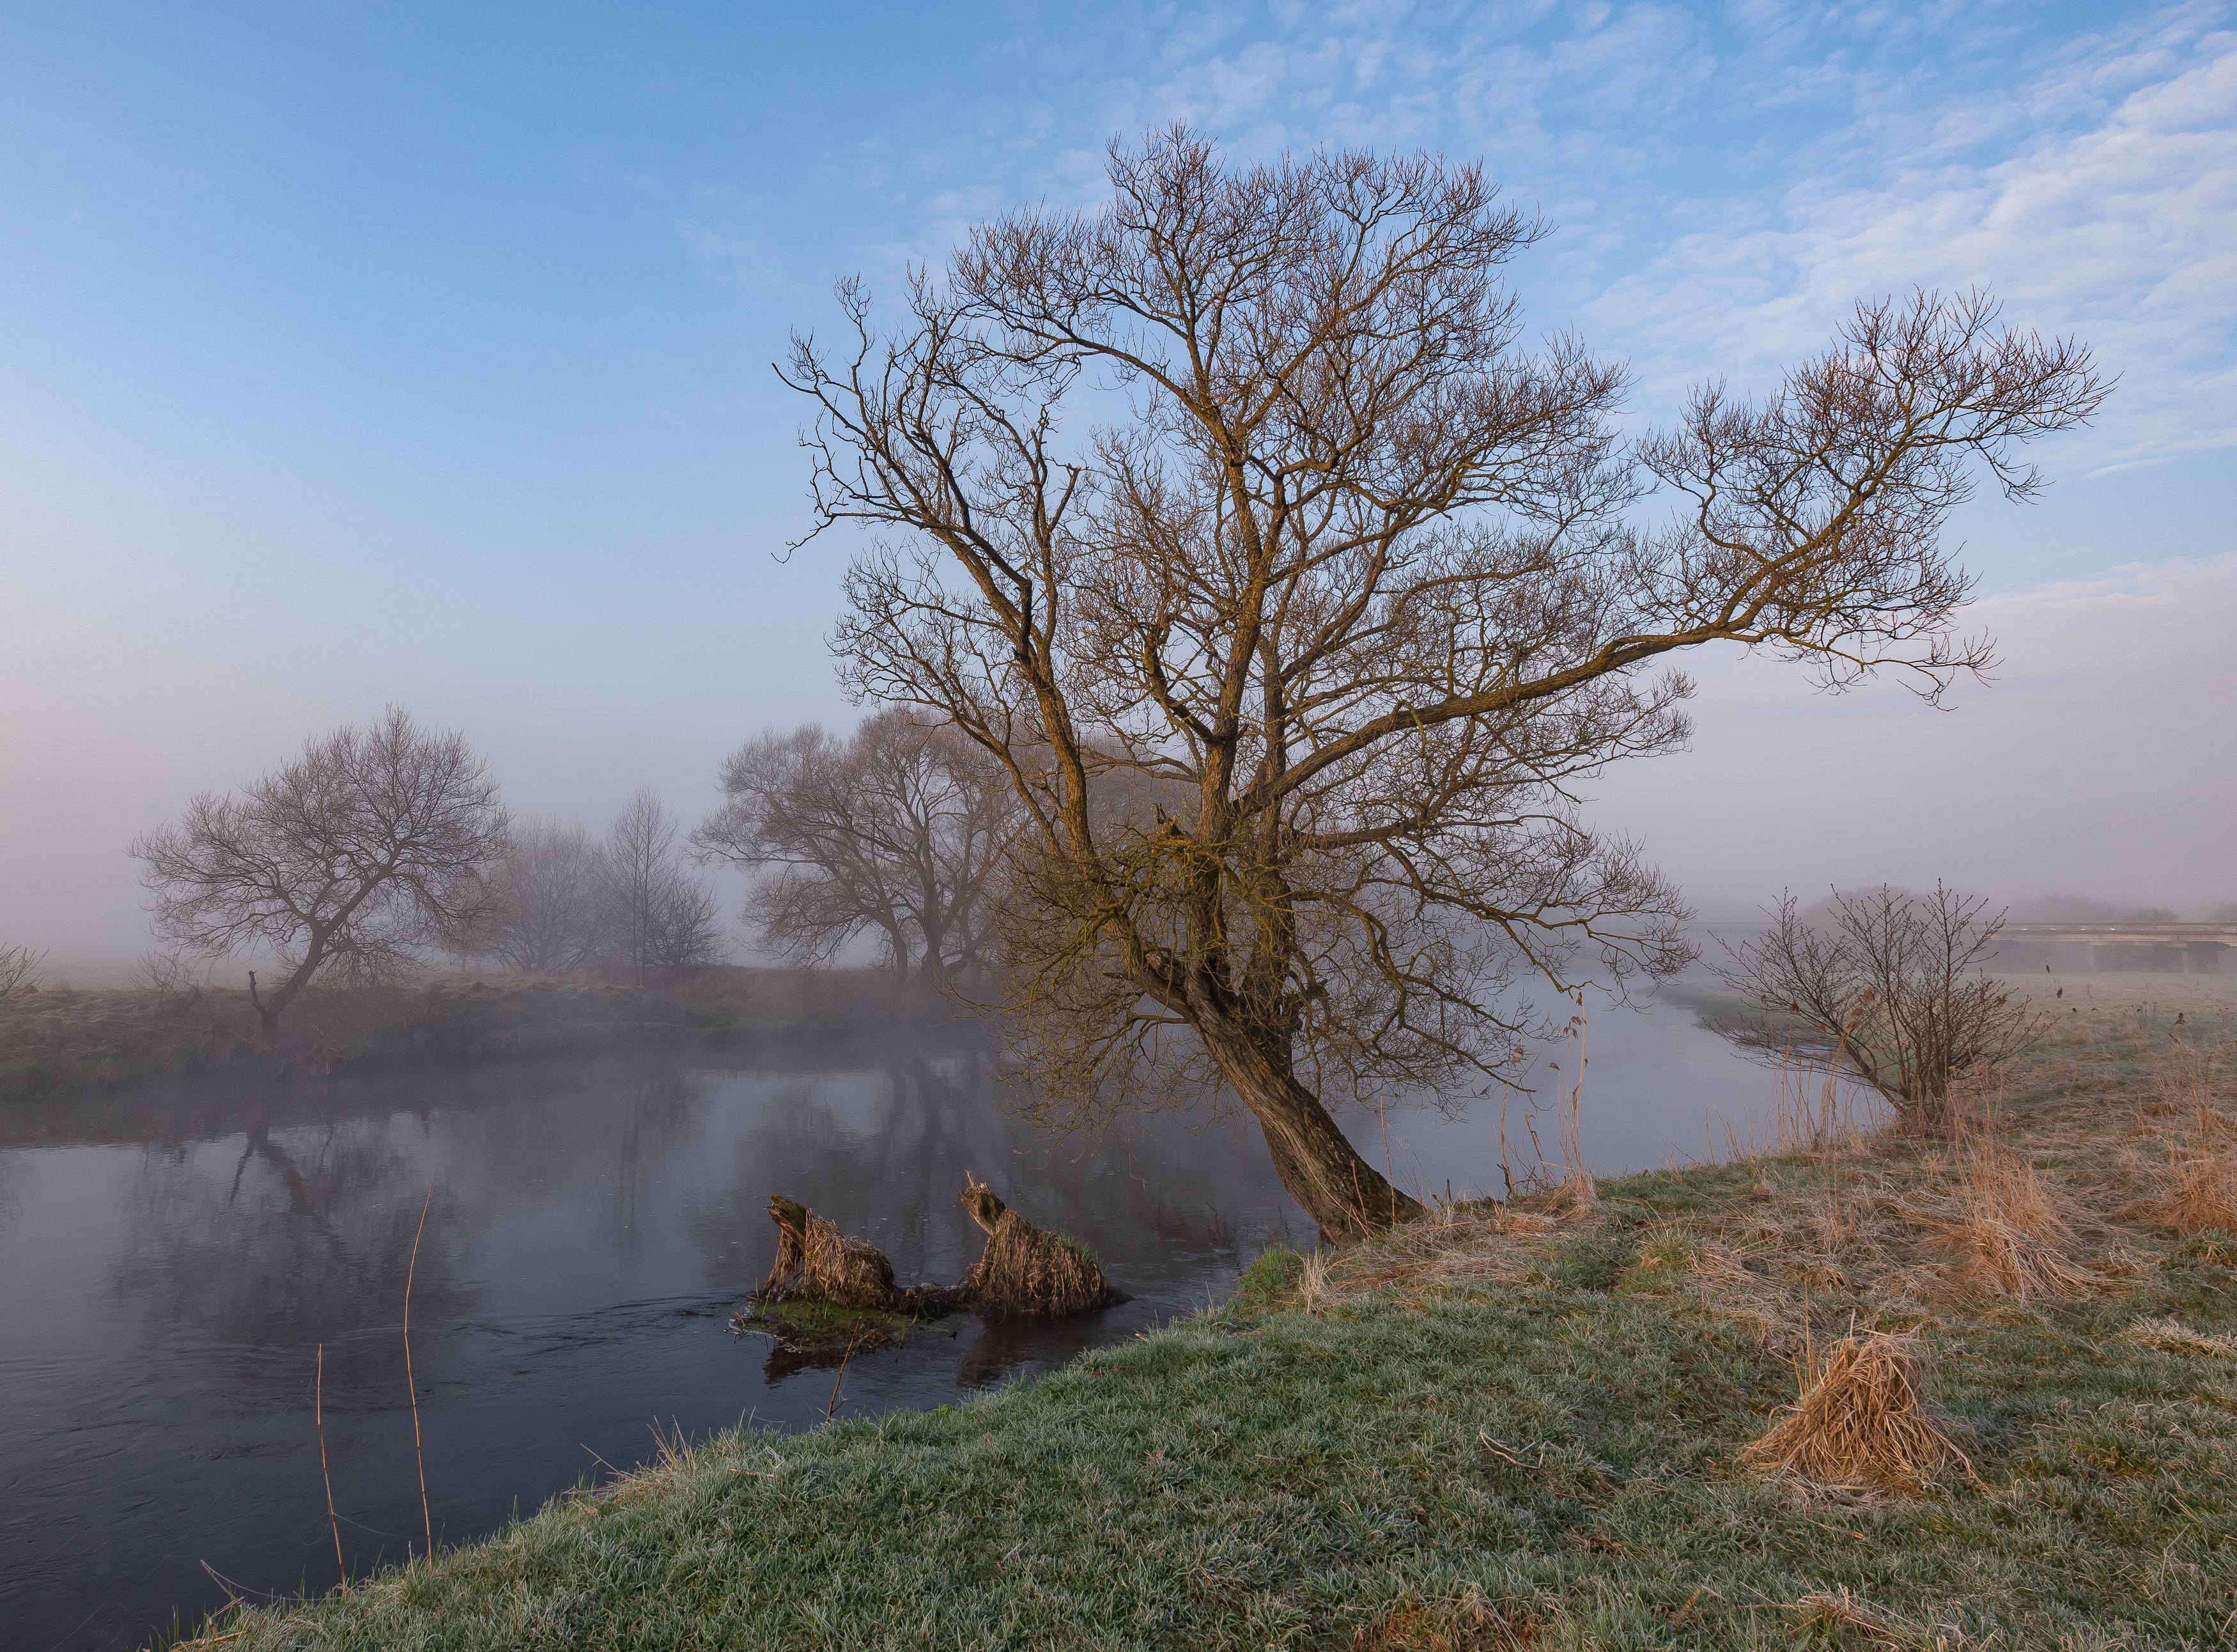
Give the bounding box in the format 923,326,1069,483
171,1005,2234,1649
0,968,959,1100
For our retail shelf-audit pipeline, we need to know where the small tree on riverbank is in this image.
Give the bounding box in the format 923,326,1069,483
132,707,509,1046
1712,884,2040,1132
784,130,2103,1240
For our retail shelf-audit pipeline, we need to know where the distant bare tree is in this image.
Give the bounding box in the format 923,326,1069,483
468,822,607,974
132,707,509,1046
783,130,2105,1239
1712,884,2039,1132
695,709,1016,984
0,945,43,1001
599,790,722,983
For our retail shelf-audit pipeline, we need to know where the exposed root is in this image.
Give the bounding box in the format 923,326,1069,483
1739,1331,1974,1499
756,1196,902,1311
959,1176,1120,1316
2125,1316,2237,1360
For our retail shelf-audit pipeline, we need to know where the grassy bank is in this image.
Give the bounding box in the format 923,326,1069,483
165,996,2237,1649
0,968,954,1100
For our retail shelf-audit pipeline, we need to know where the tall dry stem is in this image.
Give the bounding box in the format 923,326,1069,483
316,1343,343,1584
403,1183,435,1557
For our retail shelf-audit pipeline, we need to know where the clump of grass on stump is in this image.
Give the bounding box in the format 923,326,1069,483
1740,1330,1973,1498
959,1175,1120,1315
757,1196,902,1311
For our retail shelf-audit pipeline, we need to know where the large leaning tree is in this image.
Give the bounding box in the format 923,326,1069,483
783,130,2105,1242
132,707,510,1046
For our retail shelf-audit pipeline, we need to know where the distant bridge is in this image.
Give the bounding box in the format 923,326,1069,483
1692,921,2234,975
1995,923,2234,975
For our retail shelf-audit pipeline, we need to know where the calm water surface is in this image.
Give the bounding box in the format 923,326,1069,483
1,991,1781,1649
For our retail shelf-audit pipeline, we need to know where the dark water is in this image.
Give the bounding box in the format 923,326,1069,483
1,992,1778,1650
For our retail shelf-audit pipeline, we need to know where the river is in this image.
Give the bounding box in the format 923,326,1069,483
1,987,1785,1649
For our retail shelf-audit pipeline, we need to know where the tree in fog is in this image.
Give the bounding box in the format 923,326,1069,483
0,944,43,1001
468,822,607,974
785,130,2105,1240
132,707,509,1046
1712,884,2040,1133
598,789,722,983
695,709,1016,984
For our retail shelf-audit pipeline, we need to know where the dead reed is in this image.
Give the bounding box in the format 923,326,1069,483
1738,1330,1973,1498
316,1343,343,1583
403,1183,434,1557
2132,1039,2237,1234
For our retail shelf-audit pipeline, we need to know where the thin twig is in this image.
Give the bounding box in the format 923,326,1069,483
824,1327,863,1424
403,1182,435,1557
316,1343,344,1583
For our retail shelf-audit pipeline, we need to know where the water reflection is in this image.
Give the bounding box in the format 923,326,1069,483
1,991,1783,1651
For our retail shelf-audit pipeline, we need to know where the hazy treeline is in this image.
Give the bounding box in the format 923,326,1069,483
79,703,1023,1049
453,791,722,982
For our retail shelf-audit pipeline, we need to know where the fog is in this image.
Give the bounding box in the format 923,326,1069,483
6,549,2231,982
1,4,2231,974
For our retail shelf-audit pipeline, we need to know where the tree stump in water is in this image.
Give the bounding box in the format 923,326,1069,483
958,1175,1122,1315
757,1195,902,1311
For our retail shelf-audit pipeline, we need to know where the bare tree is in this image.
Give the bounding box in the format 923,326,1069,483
467,822,608,974
1712,884,2039,1132
784,130,2105,1240
695,709,1016,984
599,789,722,983
0,944,43,1001
132,707,509,1046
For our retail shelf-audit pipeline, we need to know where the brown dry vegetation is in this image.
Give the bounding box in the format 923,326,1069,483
1253,973,2237,1503
0,966,958,1100
958,1175,1122,1315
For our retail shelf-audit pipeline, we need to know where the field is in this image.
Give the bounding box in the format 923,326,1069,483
0,968,952,1100
167,985,2237,1650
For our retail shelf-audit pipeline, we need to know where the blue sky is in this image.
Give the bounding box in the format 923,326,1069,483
3,1,2231,961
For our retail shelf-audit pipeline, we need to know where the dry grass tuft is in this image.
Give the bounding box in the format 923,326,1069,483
1910,1143,2099,1300
1351,1584,1539,1650
2155,1154,2237,1235
2124,1316,2237,1360
1792,1587,1967,1651
1739,1331,1973,1498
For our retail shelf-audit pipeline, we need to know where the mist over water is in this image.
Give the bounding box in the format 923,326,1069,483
3,992,1781,1650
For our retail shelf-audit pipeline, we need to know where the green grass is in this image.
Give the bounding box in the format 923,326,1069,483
733,1298,948,1366
179,1147,2237,1649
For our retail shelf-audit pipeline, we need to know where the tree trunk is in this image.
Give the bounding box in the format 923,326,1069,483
1199,1021,1423,1244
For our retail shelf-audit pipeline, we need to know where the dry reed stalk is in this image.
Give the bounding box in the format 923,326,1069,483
2125,1316,2237,1360
1739,1331,1972,1497
403,1182,434,1557
316,1343,343,1584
